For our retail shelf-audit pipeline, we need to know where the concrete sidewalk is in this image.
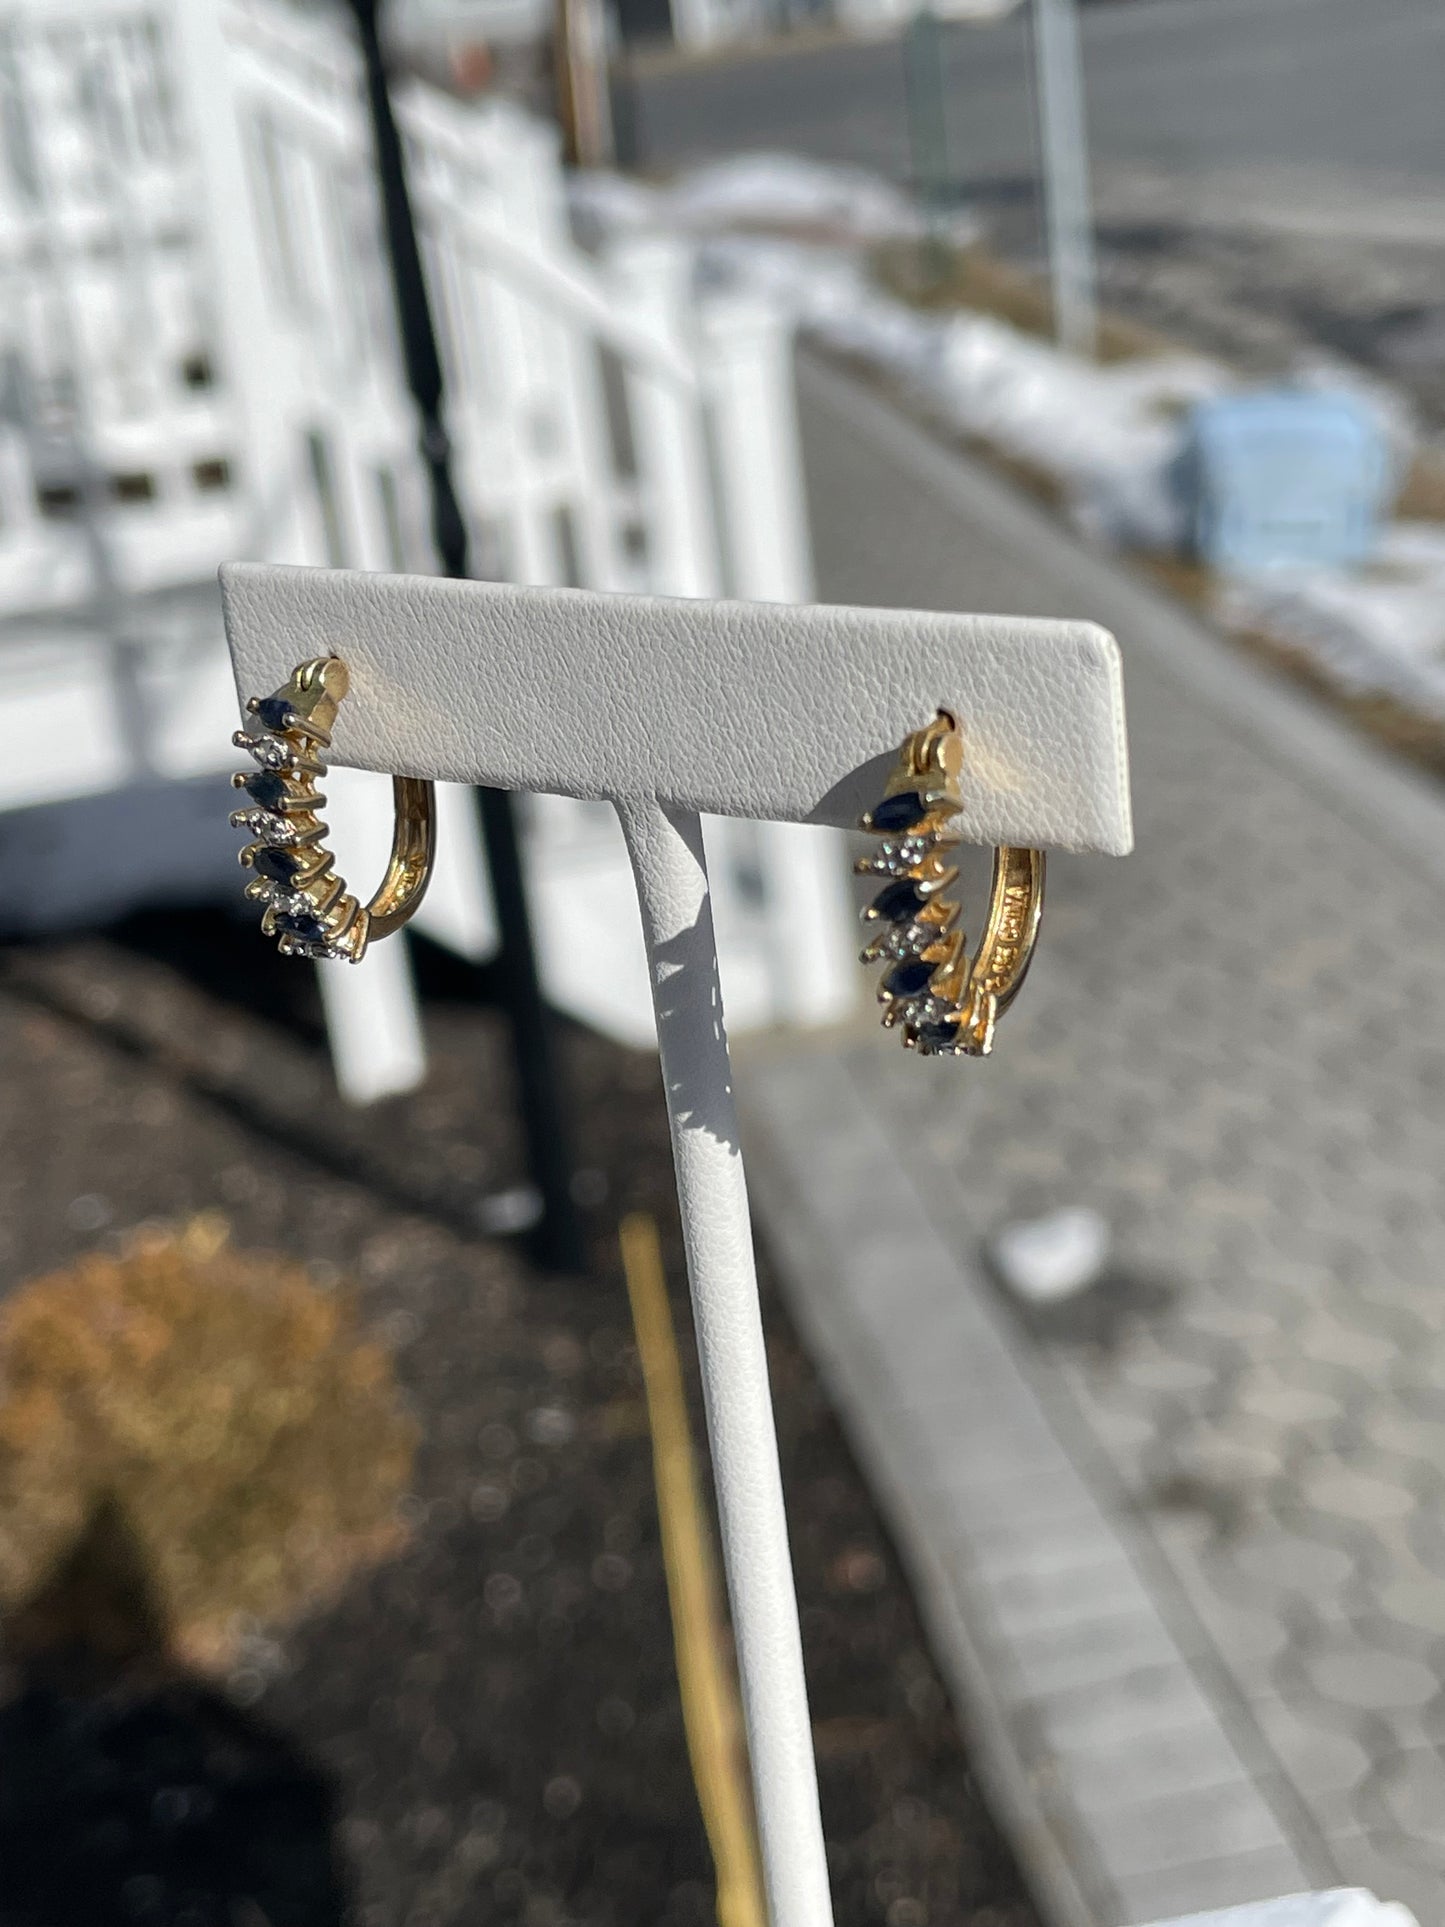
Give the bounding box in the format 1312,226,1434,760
739,357,1445,1927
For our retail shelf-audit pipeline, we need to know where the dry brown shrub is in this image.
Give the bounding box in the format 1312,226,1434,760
0,1214,416,1667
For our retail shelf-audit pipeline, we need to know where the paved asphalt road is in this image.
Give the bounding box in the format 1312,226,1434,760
631,0,1445,195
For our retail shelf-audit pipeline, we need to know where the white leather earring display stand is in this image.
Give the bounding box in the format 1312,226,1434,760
221,561,1133,1927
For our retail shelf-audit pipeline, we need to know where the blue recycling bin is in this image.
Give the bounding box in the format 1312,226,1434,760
1177,389,1393,576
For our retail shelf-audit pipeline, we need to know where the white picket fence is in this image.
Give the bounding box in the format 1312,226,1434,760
0,0,855,1101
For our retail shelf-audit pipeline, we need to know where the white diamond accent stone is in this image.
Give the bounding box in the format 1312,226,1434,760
232,809,299,844
856,835,934,879
262,885,314,915
862,921,933,964
886,921,931,958
900,993,953,1027
233,730,293,770
277,932,351,963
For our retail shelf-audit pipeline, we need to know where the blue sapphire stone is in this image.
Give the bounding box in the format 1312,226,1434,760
869,791,928,832
869,877,927,923
243,770,289,811
883,959,934,998
918,1021,960,1052
254,695,297,733
274,909,328,946
253,845,301,884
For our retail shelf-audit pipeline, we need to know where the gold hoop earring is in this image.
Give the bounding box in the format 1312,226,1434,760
856,710,1045,1056
230,656,435,962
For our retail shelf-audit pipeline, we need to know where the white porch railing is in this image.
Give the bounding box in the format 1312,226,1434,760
0,0,856,1102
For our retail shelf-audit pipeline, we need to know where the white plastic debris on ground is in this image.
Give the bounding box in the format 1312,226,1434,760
989,1207,1111,1306
574,154,1445,728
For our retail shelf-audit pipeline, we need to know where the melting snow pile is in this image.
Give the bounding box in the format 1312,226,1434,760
1220,525,1445,723
574,151,976,248
576,157,1223,552
576,154,1445,730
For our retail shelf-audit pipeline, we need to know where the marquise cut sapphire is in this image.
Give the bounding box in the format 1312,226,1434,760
243,771,289,811
274,909,328,946
253,846,302,884
254,695,297,733
869,878,927,923
883,959,934,998
868,791,928,832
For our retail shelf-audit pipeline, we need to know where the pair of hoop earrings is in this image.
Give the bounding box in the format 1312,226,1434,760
856,710,1044,1057
231,669,1043,1055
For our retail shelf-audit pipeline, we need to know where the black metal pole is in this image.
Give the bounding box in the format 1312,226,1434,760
345,0,587,1272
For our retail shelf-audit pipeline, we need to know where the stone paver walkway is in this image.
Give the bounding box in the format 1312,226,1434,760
740,357,1445,1927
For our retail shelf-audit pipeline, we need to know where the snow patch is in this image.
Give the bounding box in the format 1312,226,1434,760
577,153,1445,729
1219,523,1445,723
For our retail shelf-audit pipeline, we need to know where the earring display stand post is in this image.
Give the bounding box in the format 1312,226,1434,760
617,796,832,1924
345,0,586,1273
221,560,1132,1927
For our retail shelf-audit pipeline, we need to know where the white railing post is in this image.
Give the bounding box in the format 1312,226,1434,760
316,765,429,1102
752,820,858,1027
697,289,815,606
606,235,722,600
410,781,500,963
315,940,429,1106
698,290,858,1028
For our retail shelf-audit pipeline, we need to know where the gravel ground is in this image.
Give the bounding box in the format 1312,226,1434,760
0,913,1038,1927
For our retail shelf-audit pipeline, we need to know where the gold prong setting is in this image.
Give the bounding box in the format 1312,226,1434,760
231,661,369,965
228,807,303,845
855,713,975,1056
860,918,936,963
856,713,1045,1058
233,727,293,772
